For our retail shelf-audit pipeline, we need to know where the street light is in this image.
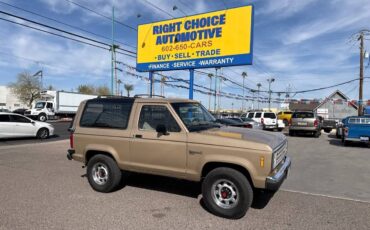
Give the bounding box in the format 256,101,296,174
257,83,262,110
267,78,275,111
33,70,43,91
241,72,247,112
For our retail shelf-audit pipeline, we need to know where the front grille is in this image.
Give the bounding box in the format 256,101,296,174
273,140,287,169
24,111,31,115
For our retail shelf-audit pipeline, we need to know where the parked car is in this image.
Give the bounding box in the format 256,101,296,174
0,112,54,139
321,119,338,133
0,108,10,112
216,118,253,128
239,117,263,130
249,112,278,131
277,111,292,126
277,120,285,131
289,111,321,137
342,116,370,146
67,97,291,219
12,108,28,115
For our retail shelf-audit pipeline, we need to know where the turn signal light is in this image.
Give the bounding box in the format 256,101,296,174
260,156,265,168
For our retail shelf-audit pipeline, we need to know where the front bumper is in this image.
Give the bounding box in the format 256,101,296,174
266,156,291,191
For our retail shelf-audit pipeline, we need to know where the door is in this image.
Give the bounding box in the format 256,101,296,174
129,104,187,178
0,114,13,138
10,115,36,137
46,102,55,115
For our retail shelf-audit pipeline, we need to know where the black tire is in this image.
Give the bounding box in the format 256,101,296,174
202,167,253,219
36,128,49,139
278,128,283,132
38,113,47,122
87,154,122,193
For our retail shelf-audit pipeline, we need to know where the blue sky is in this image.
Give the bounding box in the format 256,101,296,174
0,0,369,109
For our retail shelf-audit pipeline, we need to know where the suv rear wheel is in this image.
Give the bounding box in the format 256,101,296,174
87,154,122,193
202,167,253,219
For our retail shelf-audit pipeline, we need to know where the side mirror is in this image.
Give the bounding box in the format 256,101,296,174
156,124,169,136
31,121,36,125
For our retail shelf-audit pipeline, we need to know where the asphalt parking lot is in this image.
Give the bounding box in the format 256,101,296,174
0,130,369,229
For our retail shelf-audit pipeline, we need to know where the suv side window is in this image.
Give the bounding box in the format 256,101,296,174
255,112,262,118
247,113,254,118
139,105,181,132
80,100,133,129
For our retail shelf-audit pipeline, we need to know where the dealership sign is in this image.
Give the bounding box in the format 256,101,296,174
136,5,254,72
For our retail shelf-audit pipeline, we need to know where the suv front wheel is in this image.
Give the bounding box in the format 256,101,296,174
202,167,253,219
87,154,122,193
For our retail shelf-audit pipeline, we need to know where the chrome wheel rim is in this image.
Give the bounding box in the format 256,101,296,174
40,116,46,122
92,163,109,185
211,179,239,209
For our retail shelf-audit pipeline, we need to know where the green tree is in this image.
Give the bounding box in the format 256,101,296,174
9,72,41,108
96,86,110,96
77,84,95,95
124,84,134,97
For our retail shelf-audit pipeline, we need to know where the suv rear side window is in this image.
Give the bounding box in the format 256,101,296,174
247,113,254,118
80,100,133,129
255,112,262,118
264,113,276,119
292,112,314,119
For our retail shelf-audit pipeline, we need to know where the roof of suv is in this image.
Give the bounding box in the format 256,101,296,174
87,97,198,104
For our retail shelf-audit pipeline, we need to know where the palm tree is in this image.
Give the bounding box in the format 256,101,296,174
124,84,134,97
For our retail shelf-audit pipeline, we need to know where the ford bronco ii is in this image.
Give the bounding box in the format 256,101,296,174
67,97,291,219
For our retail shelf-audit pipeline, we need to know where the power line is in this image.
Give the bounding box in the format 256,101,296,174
63,0,137,31
0,0,136,49
141,0,175,18
0,17,109,50
0,10,136,56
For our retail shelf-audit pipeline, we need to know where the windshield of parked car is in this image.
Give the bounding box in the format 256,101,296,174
264,113,276,119
292,112,314,119
171,103,219,132
35,102,46,109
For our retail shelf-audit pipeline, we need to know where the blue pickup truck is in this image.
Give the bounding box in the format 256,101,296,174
342,116,370,146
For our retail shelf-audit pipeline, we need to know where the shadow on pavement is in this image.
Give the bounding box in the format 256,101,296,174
328,138,369,148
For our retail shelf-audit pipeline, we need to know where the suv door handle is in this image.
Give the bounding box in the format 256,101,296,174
189,150,202,155
134,134,142,138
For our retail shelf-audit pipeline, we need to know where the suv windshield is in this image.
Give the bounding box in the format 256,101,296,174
171,103,219,132
35,102,46,109
292,112,314,119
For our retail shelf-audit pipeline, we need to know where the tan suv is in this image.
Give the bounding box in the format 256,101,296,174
67,97,291,219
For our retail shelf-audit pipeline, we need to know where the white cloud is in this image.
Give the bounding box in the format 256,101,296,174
258,0,317,18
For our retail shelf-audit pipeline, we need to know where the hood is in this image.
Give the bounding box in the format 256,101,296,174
200,126,286,150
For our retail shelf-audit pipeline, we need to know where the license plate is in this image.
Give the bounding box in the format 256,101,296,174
298,122,307,126
360,136,369,141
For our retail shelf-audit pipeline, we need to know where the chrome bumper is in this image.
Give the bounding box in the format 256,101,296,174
266,156,291,191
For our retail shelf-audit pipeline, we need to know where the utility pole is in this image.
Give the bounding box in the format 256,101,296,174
358,31,364,116
241,72,247,112
257,83,261,110
214,68,219,114
267,78,275,111
111,6,115,95
218,69,223,112
208,73,213,111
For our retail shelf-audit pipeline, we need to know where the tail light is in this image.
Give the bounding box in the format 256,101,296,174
69,132,74,149
314,119,319,127
244,124,253,128
289,119,292,126
261,118,264,124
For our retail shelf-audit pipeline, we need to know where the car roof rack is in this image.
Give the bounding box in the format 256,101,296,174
134,94,165,98
97,95,130,99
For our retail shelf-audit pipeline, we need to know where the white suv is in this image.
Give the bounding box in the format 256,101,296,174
242,112,278,131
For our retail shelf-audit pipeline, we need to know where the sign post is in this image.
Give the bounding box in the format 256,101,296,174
189,69,194,99
149,71,154,97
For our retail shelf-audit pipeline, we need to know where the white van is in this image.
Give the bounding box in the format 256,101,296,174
242,112,278,130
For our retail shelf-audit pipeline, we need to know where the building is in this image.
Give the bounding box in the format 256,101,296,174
288,90,358,119
313,90,358,119
0,86,28,111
